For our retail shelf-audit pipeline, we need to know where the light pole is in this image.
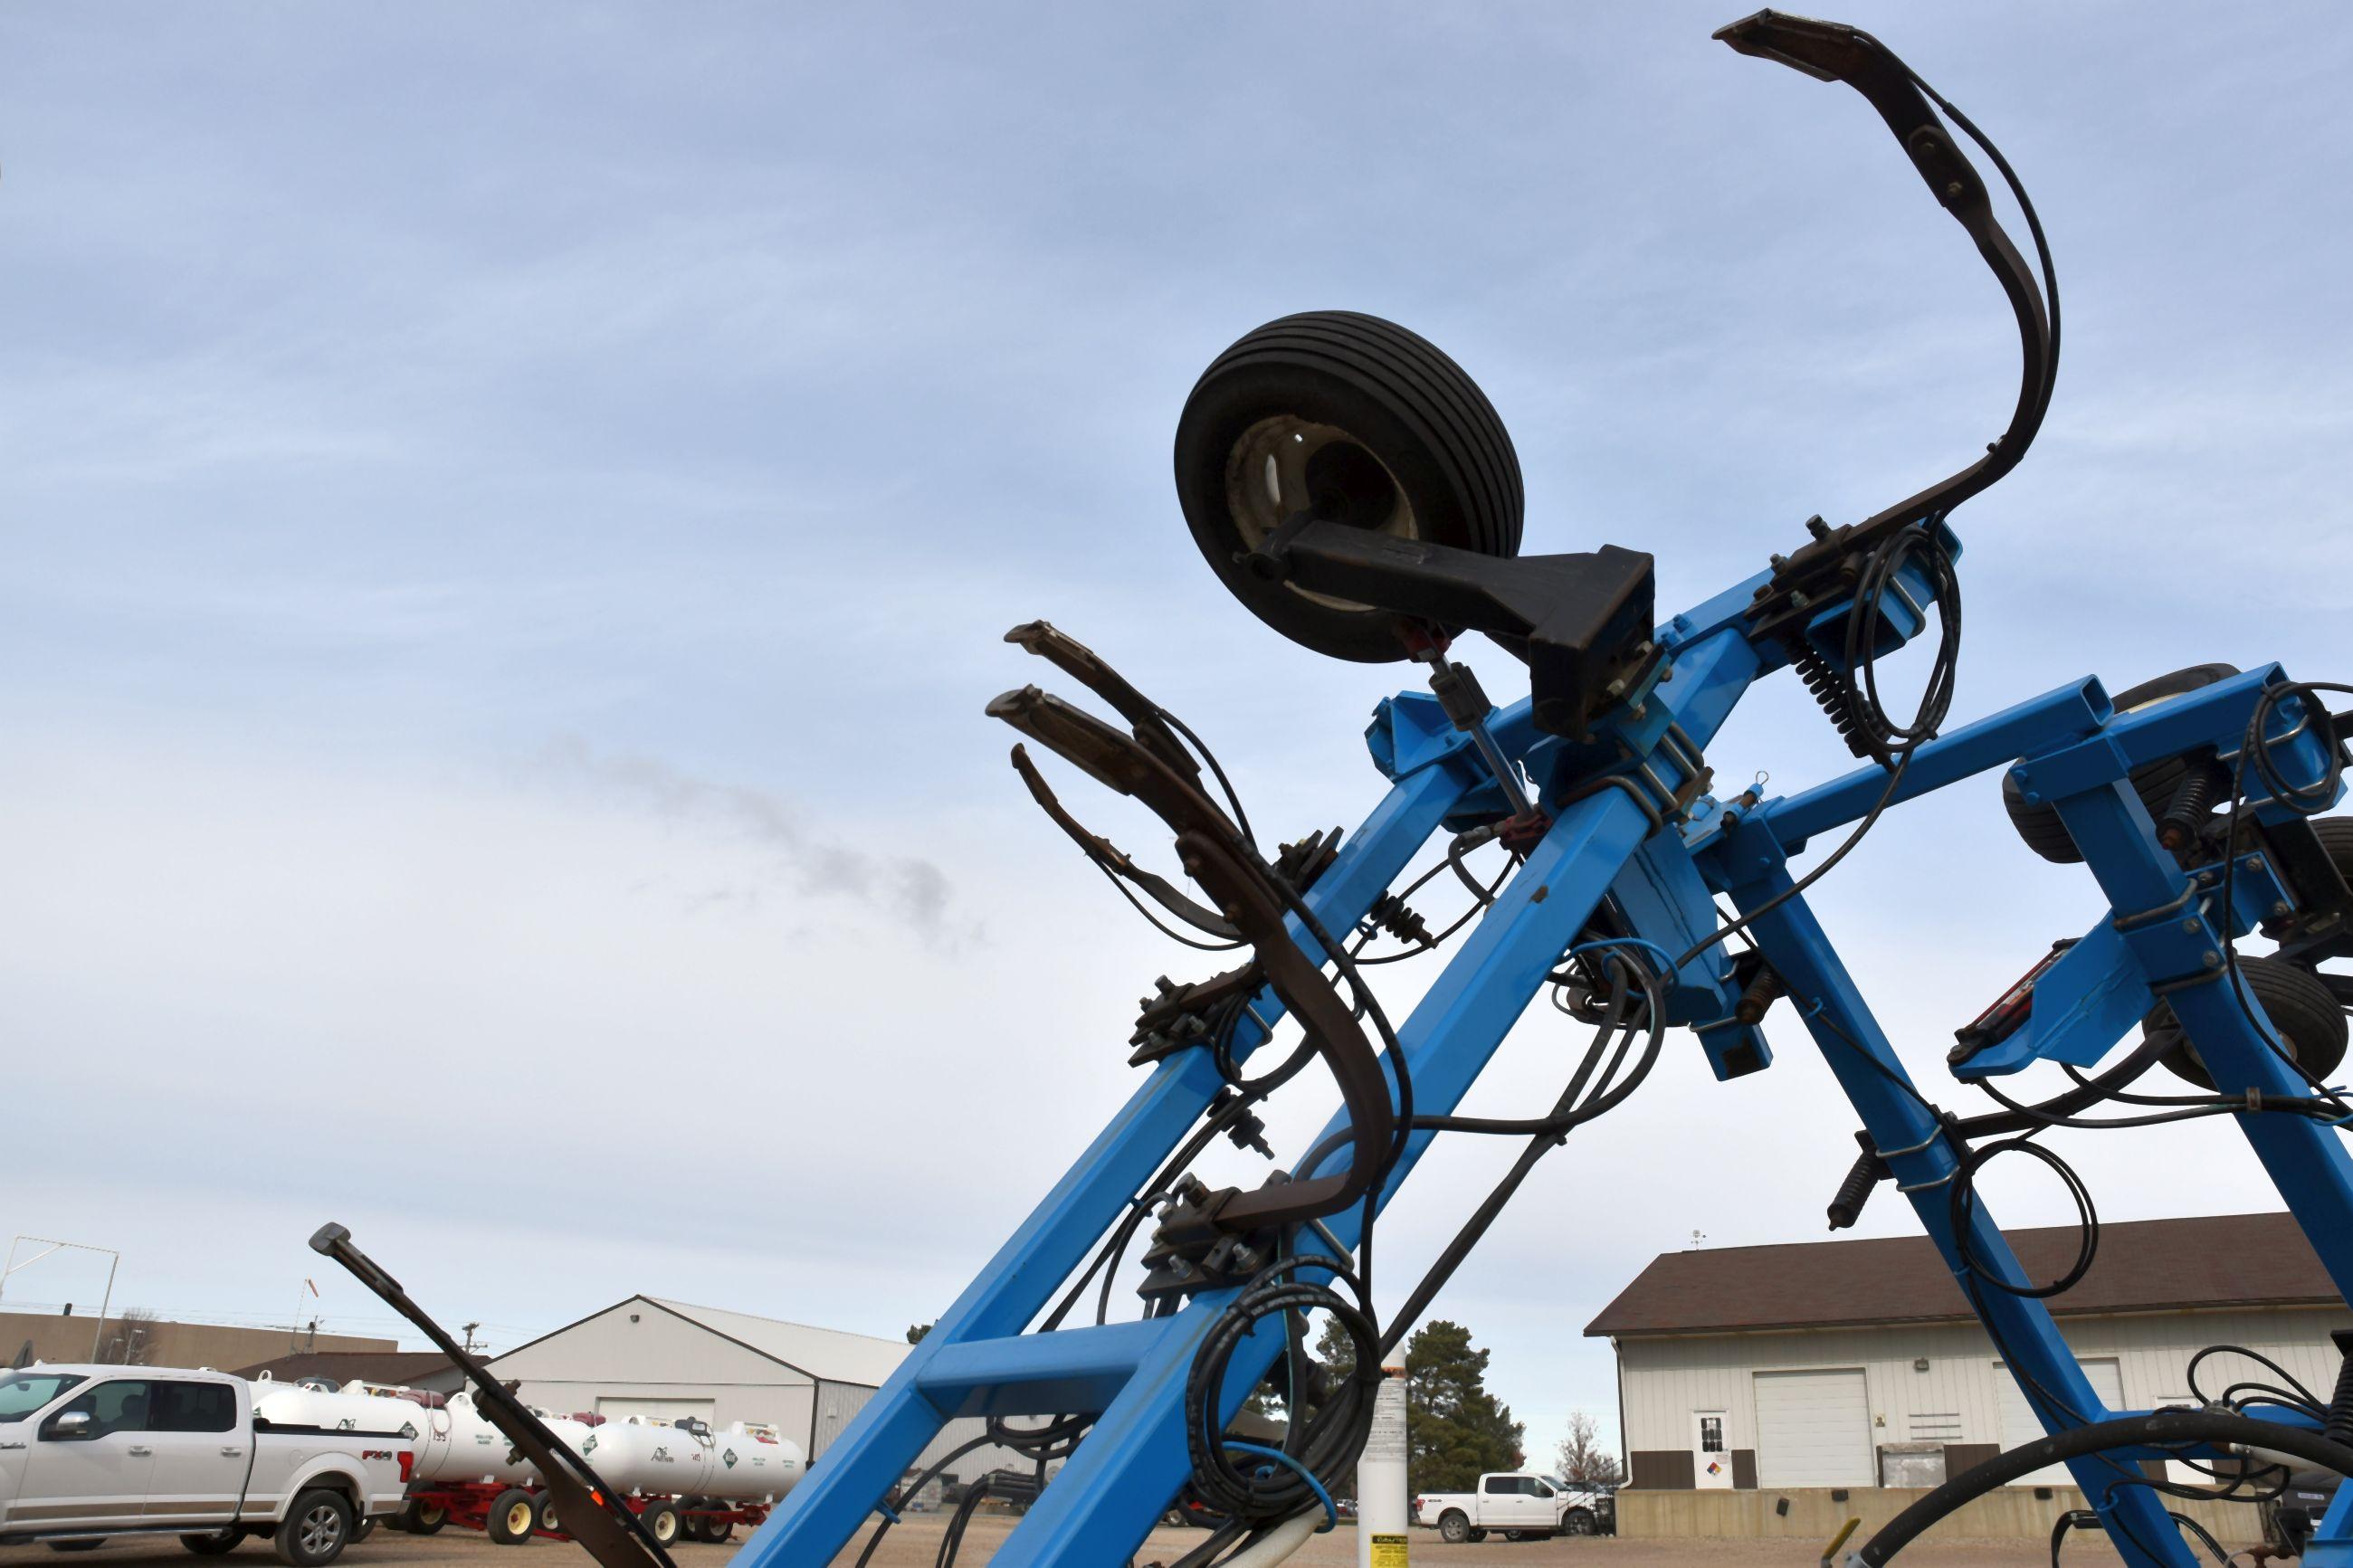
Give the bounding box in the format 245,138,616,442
0,1237,121,1361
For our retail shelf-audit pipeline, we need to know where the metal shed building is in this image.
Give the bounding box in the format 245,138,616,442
1586,1212,2351,1542
483,1296,1024,1478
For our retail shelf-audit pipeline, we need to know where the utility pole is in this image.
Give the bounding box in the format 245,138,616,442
461,1322,481,1355
2,1237,120,1361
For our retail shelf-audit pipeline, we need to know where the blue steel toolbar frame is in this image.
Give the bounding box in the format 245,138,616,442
736,550,2350,1568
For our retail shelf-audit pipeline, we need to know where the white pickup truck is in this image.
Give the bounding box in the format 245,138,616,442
1413,1471,1611,1542
0,1365,412,1564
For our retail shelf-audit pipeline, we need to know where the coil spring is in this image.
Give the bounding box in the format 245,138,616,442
2158,755,2231,851
1367,891,1434,948
1786,637,1872,760
2326,1344,2353,1450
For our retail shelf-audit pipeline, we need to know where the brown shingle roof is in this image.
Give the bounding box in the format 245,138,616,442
228,1350,459,1386
1585,1212,2339,1338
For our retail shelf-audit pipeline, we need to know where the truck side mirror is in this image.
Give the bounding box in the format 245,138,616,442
44,1411,92,1441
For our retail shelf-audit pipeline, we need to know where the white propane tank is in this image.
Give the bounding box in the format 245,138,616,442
410,1392,538,1486
250,1377,428,1441
573,1419,804,1501
701,1423,804,1502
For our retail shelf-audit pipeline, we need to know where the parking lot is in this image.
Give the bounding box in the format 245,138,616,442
26,1524,2205,1566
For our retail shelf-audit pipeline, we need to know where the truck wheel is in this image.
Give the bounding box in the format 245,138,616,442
401,1499,448,1536
1173,310,1525,665
1560,1508,1597,1536
274,1489,355,1568
1438,1509,1471,1544
2001,664,2242,862
485,1488,539,1547
638,1502,681,1548
182,1530,242,1555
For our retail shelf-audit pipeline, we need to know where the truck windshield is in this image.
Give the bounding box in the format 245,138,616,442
0,1372,88,1422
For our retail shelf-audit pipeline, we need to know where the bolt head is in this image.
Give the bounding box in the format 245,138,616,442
2202,951,2223,969
2182,917,2202,934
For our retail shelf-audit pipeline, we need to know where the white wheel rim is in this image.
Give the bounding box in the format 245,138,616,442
1223,415,1416,613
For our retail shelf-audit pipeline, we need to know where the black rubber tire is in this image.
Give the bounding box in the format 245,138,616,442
638,1502,681,1549
2003,665,2243,862
533,1496,559,1536
1173,310,1524,664
47,1545,105,1554
348,1519,375,1544
181,1531,242,1556
2311,818,2353,885
273,1490,354,1568
484,1489,538,1548
1437,1509,1471,1544
2144,954,2348,1089
703,1519,733,1544
1468,1526,1490,1542
402,1500,447,1537
1560,1508,1597,1536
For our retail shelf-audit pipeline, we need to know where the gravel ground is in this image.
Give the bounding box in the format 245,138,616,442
25,1521,2163,1567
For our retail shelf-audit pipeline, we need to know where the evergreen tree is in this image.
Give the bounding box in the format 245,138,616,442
1401,1320,1523,1493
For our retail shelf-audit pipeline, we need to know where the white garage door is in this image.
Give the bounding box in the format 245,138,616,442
1997,1358,2123,1486
595,1396,717,1426
1755,1369,1872,1487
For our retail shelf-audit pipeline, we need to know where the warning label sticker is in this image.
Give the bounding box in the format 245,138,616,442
1368,1535,1409,1566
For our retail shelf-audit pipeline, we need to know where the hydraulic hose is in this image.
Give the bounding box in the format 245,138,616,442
1853,1411,2353,1564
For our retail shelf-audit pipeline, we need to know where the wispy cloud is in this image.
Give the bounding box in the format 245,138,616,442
532,736,960,939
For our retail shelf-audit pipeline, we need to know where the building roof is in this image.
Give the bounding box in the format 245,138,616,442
229,1350,461,1385
1586,1212,2339,1339
643,1297,910,1388
486,1295,915,1389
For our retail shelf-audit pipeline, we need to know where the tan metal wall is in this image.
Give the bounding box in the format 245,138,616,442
0,1310,394,1370
1620,1483,2252,1545
1616,1306,2350,1464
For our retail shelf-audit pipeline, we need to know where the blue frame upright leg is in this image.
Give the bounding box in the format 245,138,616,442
1710,846,2197,1568
978,789,1657,1564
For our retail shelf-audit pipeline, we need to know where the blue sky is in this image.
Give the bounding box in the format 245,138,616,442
5,2,2350,1464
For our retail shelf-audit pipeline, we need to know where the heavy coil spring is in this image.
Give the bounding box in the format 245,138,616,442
1786,638,1872,760
1366,892,1434,949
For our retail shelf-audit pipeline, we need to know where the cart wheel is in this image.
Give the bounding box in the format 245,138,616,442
404,1500,447,1537
639,1502,681,1548
2001,664,2241,862
181,1529,242,1555
2143,954,2348,1089
534,1496,559,1535
349,1518,376,1544
705,1520,734,1544
485,1489,538,1547
1173,310,1523,663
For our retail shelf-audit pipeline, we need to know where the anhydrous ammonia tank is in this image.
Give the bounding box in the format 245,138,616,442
574,1420,804,1502
249,1378,430,1440
410,1392,539,1486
